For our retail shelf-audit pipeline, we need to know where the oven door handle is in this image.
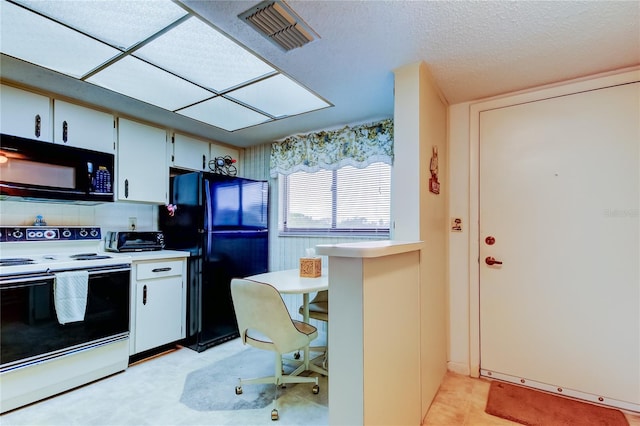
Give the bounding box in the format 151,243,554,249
1,266,131,287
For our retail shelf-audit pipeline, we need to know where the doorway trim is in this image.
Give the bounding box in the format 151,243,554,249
466,66,640,378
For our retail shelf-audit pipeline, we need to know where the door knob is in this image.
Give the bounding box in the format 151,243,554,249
485,256,503,266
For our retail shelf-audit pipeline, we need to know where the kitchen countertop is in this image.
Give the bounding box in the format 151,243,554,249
107,250,190,262
315,240,424,258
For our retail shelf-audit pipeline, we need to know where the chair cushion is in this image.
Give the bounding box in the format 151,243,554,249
308,301,328,314
292,320,318,338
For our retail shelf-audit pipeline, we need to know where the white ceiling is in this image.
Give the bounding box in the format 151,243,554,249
2,0,638,148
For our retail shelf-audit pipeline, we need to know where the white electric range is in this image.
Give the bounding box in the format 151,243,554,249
0,226,132,413
0,226,132,275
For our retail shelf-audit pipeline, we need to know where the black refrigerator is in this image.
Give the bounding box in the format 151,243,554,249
159,171,269,352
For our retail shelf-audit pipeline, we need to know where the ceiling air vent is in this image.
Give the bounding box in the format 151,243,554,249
239,1,319,52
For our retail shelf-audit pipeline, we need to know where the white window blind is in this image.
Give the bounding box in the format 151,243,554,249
282,162,390,235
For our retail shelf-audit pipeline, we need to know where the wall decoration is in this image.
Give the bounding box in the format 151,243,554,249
429,145,440,194
210,156,237,176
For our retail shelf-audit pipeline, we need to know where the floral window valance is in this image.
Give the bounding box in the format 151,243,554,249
270,118,393,177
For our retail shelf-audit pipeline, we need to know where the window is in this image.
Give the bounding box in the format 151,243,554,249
281,162,391,236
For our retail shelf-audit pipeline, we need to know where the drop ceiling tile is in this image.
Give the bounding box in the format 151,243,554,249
227,74,331,118
134,16,275,92
0,1,120,78
87,56,213,111
1,0,331,134
12,0,188,50
177,97,271,131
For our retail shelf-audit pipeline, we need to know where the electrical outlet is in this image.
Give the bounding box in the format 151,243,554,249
128,217,137,231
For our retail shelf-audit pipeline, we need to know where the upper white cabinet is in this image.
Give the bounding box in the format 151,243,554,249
53,100,114,153
210,143,239,163
172,133,241,174
0,84,52,141
210,143,240,174
171,133,209,172
117,118,168,204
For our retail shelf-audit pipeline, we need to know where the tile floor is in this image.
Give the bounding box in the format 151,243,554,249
1,338,327,426
2,338,639,426
424,371,640,426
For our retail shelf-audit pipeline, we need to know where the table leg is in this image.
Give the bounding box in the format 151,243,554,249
302,293,310,369
290,293,328,376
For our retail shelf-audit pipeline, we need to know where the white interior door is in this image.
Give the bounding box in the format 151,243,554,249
479,82,640,409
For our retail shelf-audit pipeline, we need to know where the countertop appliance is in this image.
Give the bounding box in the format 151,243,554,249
0,226,131,413
0,133,115,204
159,172,268,352
105,231,165,252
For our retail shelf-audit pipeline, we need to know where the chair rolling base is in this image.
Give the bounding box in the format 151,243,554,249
309,346,328,370
234,352,319,421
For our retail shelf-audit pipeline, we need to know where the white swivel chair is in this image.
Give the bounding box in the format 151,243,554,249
231,278,320,421
299,290,328,369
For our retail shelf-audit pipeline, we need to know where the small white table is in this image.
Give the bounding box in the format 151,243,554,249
246,268,328,376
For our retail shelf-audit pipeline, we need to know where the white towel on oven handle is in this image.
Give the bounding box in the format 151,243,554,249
54,270,89,325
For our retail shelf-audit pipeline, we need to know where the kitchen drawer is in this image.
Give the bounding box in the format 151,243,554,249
136,260,183,280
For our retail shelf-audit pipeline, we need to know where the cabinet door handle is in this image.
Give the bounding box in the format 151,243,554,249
62,121,68,142
202,155,206,170
124,179,129,198
35,114,41,138
143,284,147,305
152,267,172,273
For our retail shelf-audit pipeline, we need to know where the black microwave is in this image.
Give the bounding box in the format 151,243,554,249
0,133,115,203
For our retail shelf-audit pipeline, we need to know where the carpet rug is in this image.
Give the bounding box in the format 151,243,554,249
485,381,629,426
179,347,325,411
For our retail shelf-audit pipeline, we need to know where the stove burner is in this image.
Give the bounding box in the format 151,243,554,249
0,258,35,266
70,253,112,261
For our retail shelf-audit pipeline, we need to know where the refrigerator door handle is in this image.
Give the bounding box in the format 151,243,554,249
204,178,213,232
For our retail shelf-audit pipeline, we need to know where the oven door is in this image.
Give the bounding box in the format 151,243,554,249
0,265,130,368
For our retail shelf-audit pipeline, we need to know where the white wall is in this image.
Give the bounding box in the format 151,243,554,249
394,61,449,420
446,103,471,375
0,200,158,232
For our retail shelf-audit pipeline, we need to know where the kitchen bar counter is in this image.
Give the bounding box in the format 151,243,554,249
316,240,423,426
316,240,423,258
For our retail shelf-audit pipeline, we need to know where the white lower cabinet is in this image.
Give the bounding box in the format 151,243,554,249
130,258,186,355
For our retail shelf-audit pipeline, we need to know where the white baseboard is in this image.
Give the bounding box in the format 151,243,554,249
447,361,470,376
